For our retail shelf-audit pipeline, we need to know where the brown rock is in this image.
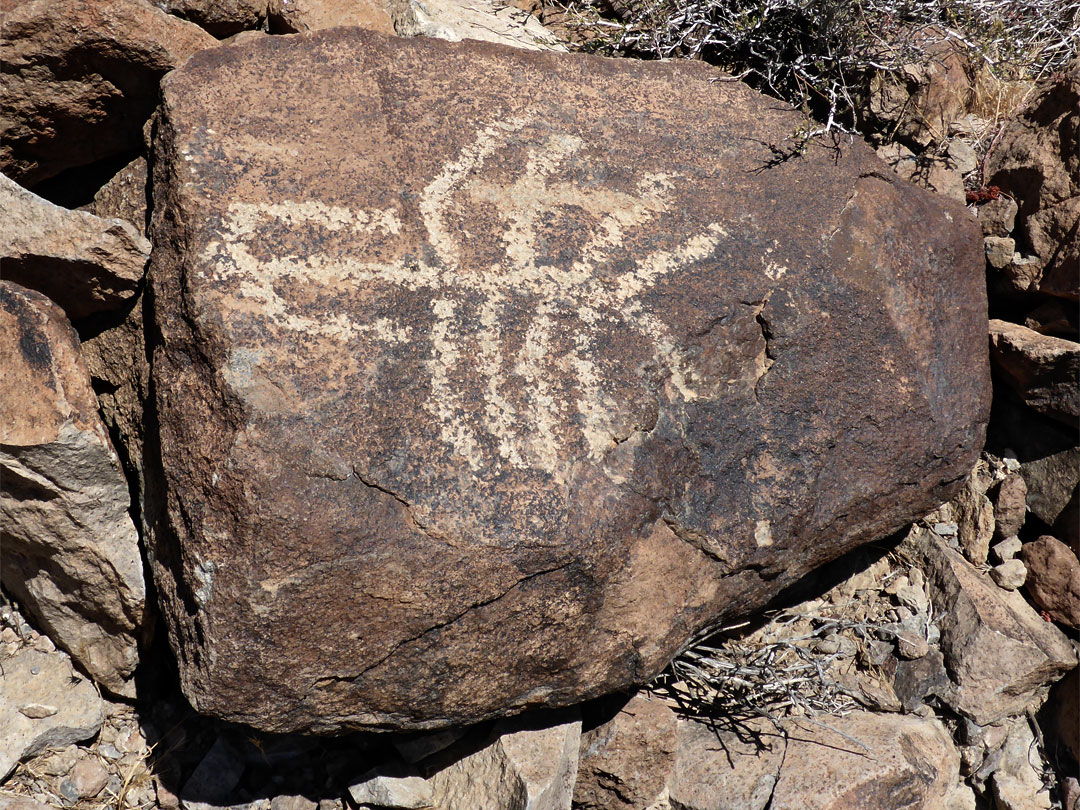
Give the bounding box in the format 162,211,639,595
266,0,394,35
0,173,148,320
0,0,215,186
157,0,269,36
988,61,1080,301
989,319,1079,426
976,195,1018,238
1022,448,1080,539
0,282,146,697
911,530,1077,724
933,459,995,565
68,756,109,798
994,472,1028,539
574,694,677,810
147,29,989,732
82,156,149,237
1020,535,1080,627
670,711,961,810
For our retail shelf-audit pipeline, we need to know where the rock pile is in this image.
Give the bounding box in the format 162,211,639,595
0,1,1076,809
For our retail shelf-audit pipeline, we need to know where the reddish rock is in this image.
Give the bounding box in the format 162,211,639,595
147,30,989,732
989,319,1079,426
0,172,148,320
1020,535,1080,628
0,0,215,186
157,0,269,36
574,694,678,809
988,61,1080,302
82,156,149,238
266,0,394,35
0,282,146,697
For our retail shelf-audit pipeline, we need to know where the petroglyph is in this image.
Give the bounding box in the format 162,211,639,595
202,118,732,476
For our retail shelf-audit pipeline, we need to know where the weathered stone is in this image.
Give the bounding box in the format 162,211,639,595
911,530,1077,724
270,797,317,810
0,282,146,697
67,756,110,799
429,713,581,810
988,61,1080,301
348,762,434,808
157,0,269,36
990,559,1027,590
266,0,395,34
984,236,1016,269
0,799,56,810
946,138,978,176
147,29,988,732
0,0,216,187
976,195,1018,238
388,0,564,50
991,535,1022,563
0,173,148,320
991,720,1053,810
933,460,995,565
0,647,104,781
181,736,246,810
1021,448,1080,536
1020,535,1080,627
573,694,678,810
669,711,961,810
994,473,1028,539
989,319,1079,426
82,156,150,238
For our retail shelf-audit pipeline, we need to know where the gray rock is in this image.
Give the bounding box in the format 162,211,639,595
0,647,104,780
181,737,245,810
348,762,434,808
976,195,1018,237
984,235,1016,269
991,535,1023,563
990,559,1027,590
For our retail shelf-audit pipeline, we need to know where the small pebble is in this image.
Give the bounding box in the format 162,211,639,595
933,521,958,537
58,779,80,804
990,559,1027,590
156,779,181,810
18,703,58,719
895,584,928,614
97,742,122,760
70,757,109,798
32,634,55,653
884,575,910,596
908,566,925,590
896,631,930,660
0,627,17,643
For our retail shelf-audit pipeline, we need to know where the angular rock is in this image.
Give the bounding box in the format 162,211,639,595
911,530,1077,724
0,282,146,697
976,195,1018,238
181,736,246,810
932,459,995,565
1021,448,1080,538
988,61,1080,301
348,762,434,808
1051,667,1079,763
0,173,148,320
157,0,269,36
266,0,395,34
0,0,216,186
1020,535,1080,627
147,29,989,732
429,713,581,810
991,720,1053,810
994,473,1028,540
990,559,1027,590
669,711,961,810
989,319,1079,426
82,156,150,238
573,694,678,810
0,647,104,781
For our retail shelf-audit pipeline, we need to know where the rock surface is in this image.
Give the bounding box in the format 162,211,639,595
0,282,146,696
1020,535,1080,628
669,711,962,810
150,28,989,734
0,647,104,781
266,0,396,34
987,61,1080,302
428,713,581,810
0,172,149,320
989,319,1079,426
0,0,215,186
146,29,988,733
573,694,678,810
911,531,1076,724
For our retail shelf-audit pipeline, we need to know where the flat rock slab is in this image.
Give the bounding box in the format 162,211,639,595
148,29,988,733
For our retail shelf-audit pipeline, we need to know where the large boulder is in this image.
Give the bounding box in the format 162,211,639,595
0,283,147,697
146,29,988,733
0,0,215,187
